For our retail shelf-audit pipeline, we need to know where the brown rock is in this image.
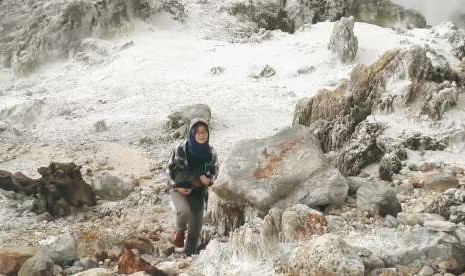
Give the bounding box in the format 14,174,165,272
0,249,34,275
419,162,437,172
117,248,167,276
123,236,154,255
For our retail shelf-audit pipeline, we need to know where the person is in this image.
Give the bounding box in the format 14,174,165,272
166,118,218,256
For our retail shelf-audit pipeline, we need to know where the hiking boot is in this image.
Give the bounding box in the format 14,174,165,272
169,231,185,252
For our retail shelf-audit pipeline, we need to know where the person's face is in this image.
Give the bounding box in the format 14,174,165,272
195,125,209,144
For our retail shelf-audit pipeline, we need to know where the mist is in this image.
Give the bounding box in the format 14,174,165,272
392,0,465,26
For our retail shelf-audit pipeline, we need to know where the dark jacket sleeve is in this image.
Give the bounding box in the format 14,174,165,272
166,142,196,188
166,147,177,181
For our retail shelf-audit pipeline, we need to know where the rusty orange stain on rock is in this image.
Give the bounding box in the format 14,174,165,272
253,138,303,179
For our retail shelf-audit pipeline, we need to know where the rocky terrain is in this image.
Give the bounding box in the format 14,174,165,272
1,0,465,275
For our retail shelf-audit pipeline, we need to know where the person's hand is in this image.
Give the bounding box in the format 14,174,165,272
199,175,212,187
175,188,192,196
191,179,202,188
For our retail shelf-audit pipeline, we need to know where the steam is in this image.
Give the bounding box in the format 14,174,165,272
392,0,465,26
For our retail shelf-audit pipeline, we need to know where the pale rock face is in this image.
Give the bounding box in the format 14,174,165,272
294,46,463,177
328,16,358,64
287,234,365,276
212,126,348,212
0,0,185,75
91,173,134,201
356,178,402,217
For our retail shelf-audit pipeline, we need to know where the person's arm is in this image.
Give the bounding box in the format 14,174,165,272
166,144,193,194
166,148,176,181
199,148,218,187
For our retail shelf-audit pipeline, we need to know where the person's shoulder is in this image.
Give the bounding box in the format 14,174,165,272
172,141,187,155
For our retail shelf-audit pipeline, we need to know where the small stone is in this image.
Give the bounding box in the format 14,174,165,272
210,66,225,75
297,66,315,75
424,220,457,232
94,120,108,132
454,226,465,244
140,173,153,180
72,268,114,276
419,162,437,172
36,212,53,223
104,258,110,266
384,215,399,228
176,258,190,269
0,121,8,132
97,159,108,167
418,265,434,276
250,64,276,78
397,182,414,194
423,172,459,192
156,261,179,275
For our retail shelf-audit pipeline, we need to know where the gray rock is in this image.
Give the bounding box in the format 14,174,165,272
336,121,385,176
362,254,385,272
281,204,326,241
210,66,225,75
285,0,349,31
421,82,459,120
419,162,438,172
346,176,370,196
449,204,465,223
447,27,465,60
294,47,459,179
36,212,53,223
64,265,84,275
80,257,98,270
328,16,358,64
424,220,457,232
156,261,179,275
426,188,465,221
379,152,402,181
418,265,434,276
41,233,78,265
53,265,63,275
423,172,459,192
402,133,448,151
288,234,365,275
0,100,45,129
384,214,399,228
382,227,462,270
94,120,108,132
296,66,315,75
91,173,133,200
353,0,426,29
71,268,114,276
0,0,186,74
212,126,348,212
455,226,465,244
249,64,276,78
18,251,54,276
397,212,422,226
326,215,347,232
397,212,446,226
425,243,465,274
396,182,414,194
356,178,402,217
167,104,211,137
225,0,291,32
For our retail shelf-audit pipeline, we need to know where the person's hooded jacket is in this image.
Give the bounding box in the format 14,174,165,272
166,118,218,192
